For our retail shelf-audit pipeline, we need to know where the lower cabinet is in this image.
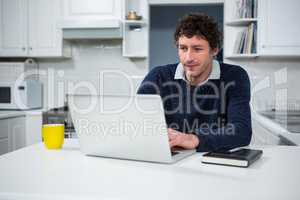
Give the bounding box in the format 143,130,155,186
0,138,9,155
0,112,42,156
25,111,42,146
0,116,25,155
9,117,26,152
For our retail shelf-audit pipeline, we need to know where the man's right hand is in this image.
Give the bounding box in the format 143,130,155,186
167,128,199,150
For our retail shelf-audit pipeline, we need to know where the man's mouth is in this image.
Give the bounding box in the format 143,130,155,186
184,64,197,70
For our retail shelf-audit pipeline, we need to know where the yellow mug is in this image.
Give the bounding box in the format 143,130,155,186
42,124,64,149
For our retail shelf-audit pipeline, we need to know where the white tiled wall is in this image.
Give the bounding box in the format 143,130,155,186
224,58,300,111
37,40,300,112
37,40,147,109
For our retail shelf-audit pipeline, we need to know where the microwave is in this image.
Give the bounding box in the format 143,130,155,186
0,80,42,110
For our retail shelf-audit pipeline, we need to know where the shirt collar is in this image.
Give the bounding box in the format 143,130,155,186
174,60,221,85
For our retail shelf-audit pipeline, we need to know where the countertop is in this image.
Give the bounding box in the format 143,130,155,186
252,111,300,145
0,110,25,120
0,139,299,200
0,109,43,120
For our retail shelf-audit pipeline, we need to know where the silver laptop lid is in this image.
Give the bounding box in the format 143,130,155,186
68,94,174,163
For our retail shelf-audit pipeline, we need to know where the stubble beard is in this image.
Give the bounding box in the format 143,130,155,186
184,62,212,86
185,71,198,86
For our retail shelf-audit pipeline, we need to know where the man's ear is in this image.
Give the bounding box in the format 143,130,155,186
211,48,219,57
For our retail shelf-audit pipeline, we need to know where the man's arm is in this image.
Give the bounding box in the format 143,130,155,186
137,67,161,95
194,67,252,152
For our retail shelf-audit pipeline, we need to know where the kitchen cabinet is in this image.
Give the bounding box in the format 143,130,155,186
0,0,27,56
258,0,300,56
224,0,300,58
0,117,9,139
62,0,122,20
0,116,25,156
25,111,42,146
0,111,42,156
0,0,70,57
0,118,9,155
8,117,25,152
0,138,9,155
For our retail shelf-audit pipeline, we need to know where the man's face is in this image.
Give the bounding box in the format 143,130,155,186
177,35,218,80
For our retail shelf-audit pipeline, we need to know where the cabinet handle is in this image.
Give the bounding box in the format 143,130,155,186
29,47,33,51
22,47,26,51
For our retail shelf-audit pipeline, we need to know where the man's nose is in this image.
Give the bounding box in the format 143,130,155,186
185,49,195,62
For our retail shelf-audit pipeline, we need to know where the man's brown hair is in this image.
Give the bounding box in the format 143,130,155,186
174,13,222,49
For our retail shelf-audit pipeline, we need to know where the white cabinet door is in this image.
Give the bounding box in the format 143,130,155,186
28,0,64,57
0,138,9,156
258,0,300,55
0,118,9,156
8,117,25,152
0,118,9,139
63,0,122,20
25,111,42,146
0,0,28,56
0,116,25,155
0,119,9,155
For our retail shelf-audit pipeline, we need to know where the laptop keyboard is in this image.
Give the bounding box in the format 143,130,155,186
171,151,179,156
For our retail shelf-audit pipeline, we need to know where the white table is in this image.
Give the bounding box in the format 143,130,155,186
0,139,299,200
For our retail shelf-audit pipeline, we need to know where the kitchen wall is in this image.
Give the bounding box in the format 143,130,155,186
36,5,300,112
37,39,300,112
225,58,300,111
37,40,148,109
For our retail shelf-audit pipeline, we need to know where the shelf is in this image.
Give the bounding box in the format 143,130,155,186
123,54,147,58
122,0,148,58
124,20,147,25
226,18,257,26
225,54,259,59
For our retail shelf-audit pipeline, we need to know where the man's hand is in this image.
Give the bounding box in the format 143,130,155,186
167,128,199,150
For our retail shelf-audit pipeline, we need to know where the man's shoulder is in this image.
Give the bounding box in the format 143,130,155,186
220,62,249,81
148,63,178,79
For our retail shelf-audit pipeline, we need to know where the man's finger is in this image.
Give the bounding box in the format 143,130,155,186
168,132,177,140
168,128,179,135
169,139,178,148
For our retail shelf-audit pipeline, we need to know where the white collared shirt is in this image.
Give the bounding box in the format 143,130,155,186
174,60,221,86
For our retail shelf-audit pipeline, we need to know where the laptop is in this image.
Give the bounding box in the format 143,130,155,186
68,94,196,164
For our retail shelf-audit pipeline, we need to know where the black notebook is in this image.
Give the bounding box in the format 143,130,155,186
202,148,263,168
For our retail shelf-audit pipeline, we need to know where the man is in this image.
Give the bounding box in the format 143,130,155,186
137,13,252,152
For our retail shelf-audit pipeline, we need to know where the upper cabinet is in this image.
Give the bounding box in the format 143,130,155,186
258,0,300,56
62,0,122,20
27,0,70,57
224,0,300,58
0,0,71,58
0,0,28,57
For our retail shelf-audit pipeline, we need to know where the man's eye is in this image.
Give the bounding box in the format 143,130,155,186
179,47,187,51
195,48,204,51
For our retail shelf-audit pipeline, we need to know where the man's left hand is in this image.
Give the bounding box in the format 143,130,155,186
167,128,199,150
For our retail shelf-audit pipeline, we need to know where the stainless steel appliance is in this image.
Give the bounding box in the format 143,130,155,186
0,59,42,110
0,79,42,109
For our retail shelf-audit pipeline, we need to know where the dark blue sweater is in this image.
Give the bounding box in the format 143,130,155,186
137,62,252,152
